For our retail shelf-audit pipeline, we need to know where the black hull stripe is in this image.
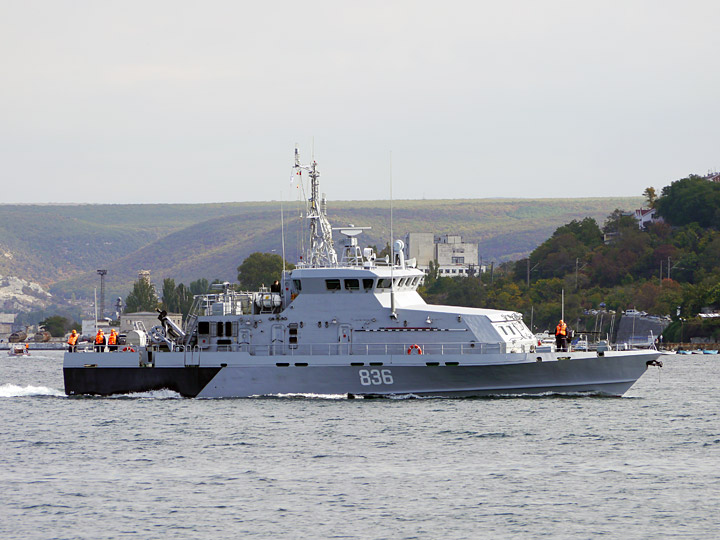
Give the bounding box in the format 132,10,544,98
63,367,222,398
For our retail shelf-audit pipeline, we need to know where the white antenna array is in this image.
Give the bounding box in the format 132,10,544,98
293,146,338,268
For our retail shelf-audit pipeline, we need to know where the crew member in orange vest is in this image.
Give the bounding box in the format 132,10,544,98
67,329,79,352
107,329,118,352
555,319,569,352
94,329,106,352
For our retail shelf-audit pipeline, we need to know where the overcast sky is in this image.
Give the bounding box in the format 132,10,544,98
1,1,718,205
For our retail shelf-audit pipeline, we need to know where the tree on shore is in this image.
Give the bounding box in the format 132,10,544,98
40,315,80,337
161,278,179,312
125,275,159,313
643,187,657,208
237,252,295,290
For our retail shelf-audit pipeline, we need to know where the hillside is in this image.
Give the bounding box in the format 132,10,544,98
0,203,247,284
0,197,642,301
419,174,720,340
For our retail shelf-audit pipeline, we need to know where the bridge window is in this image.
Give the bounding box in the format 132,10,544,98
344,279,360,290
377,278,392,289
293,279,302,291
363,278,374,290
198,321,210,334
325,279,341,290
217,321,224,337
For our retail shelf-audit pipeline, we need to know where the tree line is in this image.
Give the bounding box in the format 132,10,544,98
420,174,720,342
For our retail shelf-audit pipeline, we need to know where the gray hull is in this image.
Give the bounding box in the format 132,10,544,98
63,350,660,398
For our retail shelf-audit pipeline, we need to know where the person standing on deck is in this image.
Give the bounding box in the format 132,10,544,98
67,329,79,352
107,329,118,352
94,329,106,352
555,320,568,352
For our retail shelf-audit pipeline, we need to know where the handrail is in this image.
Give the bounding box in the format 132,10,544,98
227,341,507,356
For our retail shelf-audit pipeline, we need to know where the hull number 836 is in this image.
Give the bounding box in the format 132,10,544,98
358,369,394,386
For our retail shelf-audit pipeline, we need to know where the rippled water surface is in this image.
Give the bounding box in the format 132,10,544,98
2,351,719,539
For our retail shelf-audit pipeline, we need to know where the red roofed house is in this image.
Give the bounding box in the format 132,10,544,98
634,207,663,230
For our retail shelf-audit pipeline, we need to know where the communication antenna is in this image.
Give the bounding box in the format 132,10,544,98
291,145,307,263
390,151,396,319
280,194,286,291
96,269,107,321
293,146,337,267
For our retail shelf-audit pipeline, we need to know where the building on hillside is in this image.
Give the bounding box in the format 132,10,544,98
704,171,720,183
120,311,182,334
0,313,16,336
634,207,663,230
404,233,479,277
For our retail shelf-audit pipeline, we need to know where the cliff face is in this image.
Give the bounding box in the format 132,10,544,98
0,275,52,311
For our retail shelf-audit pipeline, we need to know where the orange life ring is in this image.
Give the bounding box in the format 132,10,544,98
122,347,135,352
407,344,423,355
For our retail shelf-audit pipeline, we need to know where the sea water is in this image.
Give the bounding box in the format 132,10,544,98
1,351,719,539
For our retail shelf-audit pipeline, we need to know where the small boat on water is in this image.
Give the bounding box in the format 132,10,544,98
703,349,718,355
677,350,692,355
8,345,30,356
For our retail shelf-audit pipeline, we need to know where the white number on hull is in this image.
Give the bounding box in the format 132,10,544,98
358,369,394,386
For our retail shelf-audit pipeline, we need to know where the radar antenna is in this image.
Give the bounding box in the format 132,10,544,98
294,147,338,267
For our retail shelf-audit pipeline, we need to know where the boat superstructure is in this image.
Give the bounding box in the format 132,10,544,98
63,149,662,398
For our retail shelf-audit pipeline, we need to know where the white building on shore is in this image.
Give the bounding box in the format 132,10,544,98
404,233,480,277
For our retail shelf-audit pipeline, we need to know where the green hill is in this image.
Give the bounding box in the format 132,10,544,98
0,203,245,284
419,175,720,339
0,197,642,300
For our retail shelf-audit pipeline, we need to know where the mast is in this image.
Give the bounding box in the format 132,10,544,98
294,147,338,268
280,195,286,292
390,151,396,319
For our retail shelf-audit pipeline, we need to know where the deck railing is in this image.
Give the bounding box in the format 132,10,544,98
189,341,508,356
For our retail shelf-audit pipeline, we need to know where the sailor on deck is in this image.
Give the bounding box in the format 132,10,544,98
94,329,106,352
107,329,118,352
555,320,569,352
67,329,79,352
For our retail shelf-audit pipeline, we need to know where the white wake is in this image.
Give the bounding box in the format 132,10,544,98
109,389,183,399
0,383,65,398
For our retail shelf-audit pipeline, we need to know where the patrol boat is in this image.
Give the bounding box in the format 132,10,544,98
63,149,663,398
